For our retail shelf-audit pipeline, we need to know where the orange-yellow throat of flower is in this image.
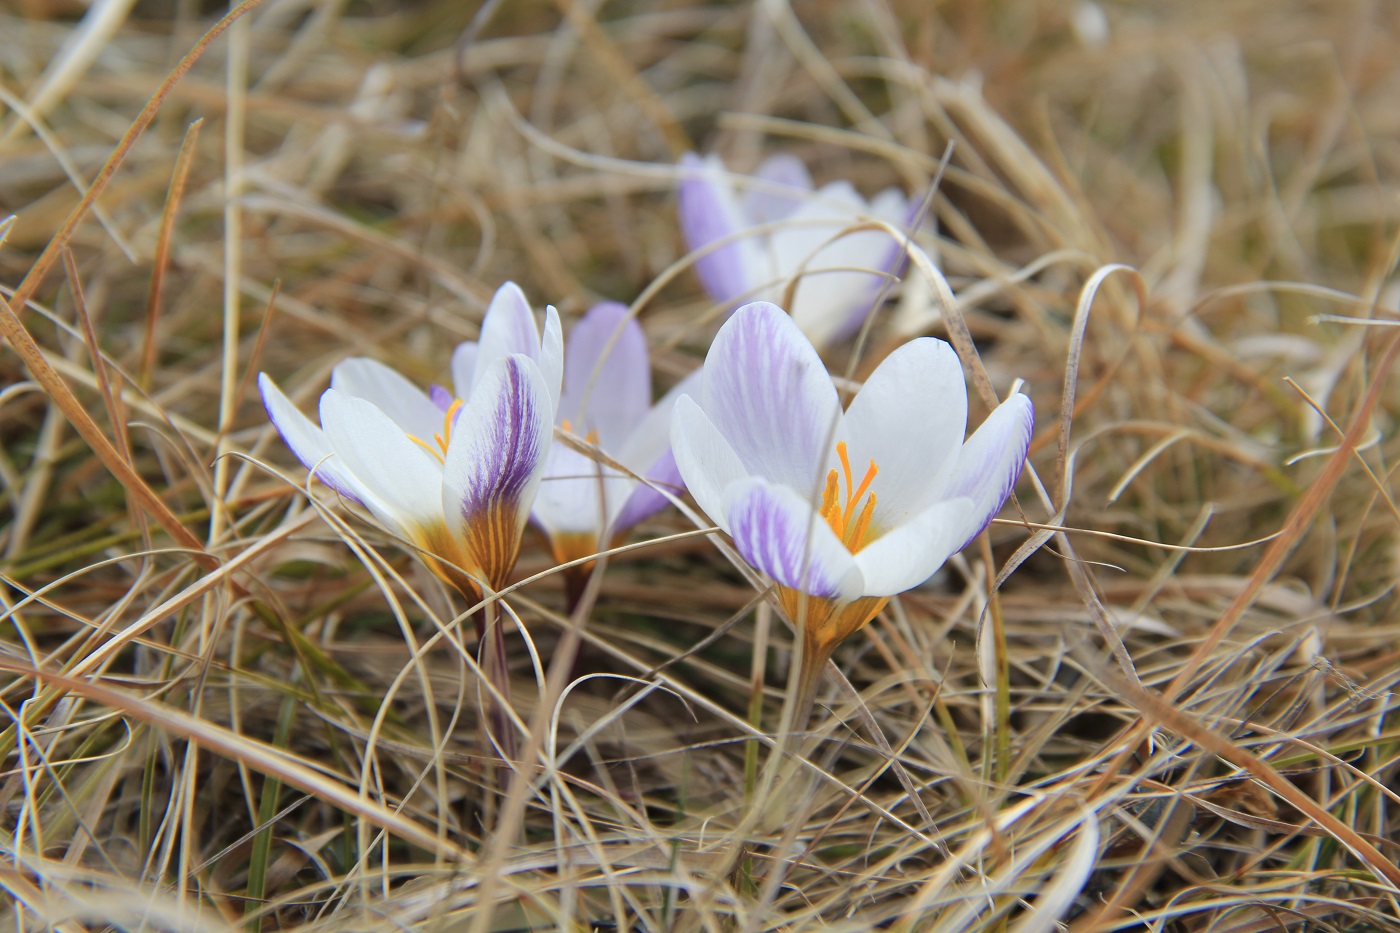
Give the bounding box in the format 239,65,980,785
819,441,878,552
408,398,465,463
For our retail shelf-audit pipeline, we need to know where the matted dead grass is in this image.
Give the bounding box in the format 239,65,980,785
1,1,1398,930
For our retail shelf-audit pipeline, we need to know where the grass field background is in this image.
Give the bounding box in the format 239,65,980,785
1,1,1398,929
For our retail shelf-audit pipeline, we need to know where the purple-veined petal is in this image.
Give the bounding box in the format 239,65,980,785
843,337,968,530
851,497,975,597
258,373,365,506
669,394,747,532
743,153,813,225
330,357,442,441
723,477,861,600
558,302,650,449
475,282,541,385
678,152,763,306
701,301,841,496
318,389,445,534
441,353,552,588
451,341,478,400
943,393,1034,551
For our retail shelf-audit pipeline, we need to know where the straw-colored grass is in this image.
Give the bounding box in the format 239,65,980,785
2,1,1397,930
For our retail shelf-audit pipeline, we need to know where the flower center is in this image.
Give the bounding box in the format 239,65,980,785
407,398,464,463
819,441,878,552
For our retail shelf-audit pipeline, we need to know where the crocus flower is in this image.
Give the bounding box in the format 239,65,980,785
258,281,563,601
670,301,1033,724
530,302,695,582
678,152,914,349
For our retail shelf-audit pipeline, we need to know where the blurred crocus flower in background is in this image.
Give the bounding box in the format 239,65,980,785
259,281,563,602
531,301,696,602
669,301,1033,726
677,152,916,348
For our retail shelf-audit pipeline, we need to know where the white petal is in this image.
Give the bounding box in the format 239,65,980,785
771,182,899,346
606,368,702,532
451,341,478,399
318,389,445,533
669,394,747,532
611,449,682,535
441,354,553,584
330,357,442,440
723,477,861,600
474,281,540,387
701,301,841,496
615,368,701,475
531,439,625,537
843,338,968,529
258,374,364,505
943,393,1034,551
557,302,650,449
743,153,813,224
853,498,975,597
678,152,765,305
540,304,564,412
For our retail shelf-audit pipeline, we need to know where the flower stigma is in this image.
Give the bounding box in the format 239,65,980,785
407,398,464,463
819,441,878,551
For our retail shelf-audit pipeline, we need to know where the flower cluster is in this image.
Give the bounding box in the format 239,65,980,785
260,152,1033,727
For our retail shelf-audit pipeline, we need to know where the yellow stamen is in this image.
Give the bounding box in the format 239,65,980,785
848,492,877,550
817,441,880,553
407,396,466,464
407,434,446,464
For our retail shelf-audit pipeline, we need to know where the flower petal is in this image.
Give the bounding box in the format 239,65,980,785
943,393,1034,551
451,341,478,399
441,354,553,588
852,498,974,597
669,394,747,532
678,152,764,306
701,301,841,496
723,477,861,600
475,281,540,380
330,357,442,440
318,389,445,533
607,367,702,533
743,153,813,224
557,302,650,449
540,304,564,411
531,439,620,538
843,337,968,529
770,183,901,347
258,374,364,506
610,449,683,536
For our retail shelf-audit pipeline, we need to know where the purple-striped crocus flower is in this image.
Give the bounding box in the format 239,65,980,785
670,301,1033,722
258,281,563,600
531,302,695,577
678,152,914,349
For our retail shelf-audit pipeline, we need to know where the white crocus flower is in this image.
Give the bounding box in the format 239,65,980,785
258,281,563,600
670,301,1033,723
530,302,696,584
678,152,914,349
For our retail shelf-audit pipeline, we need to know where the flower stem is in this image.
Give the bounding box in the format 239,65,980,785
479,600,516,764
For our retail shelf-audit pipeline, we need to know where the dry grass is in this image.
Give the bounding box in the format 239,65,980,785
2,0,1398,930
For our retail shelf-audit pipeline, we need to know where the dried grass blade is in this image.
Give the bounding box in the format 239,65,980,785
140,118,203,389
0,657,470,863
0,291,212,566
